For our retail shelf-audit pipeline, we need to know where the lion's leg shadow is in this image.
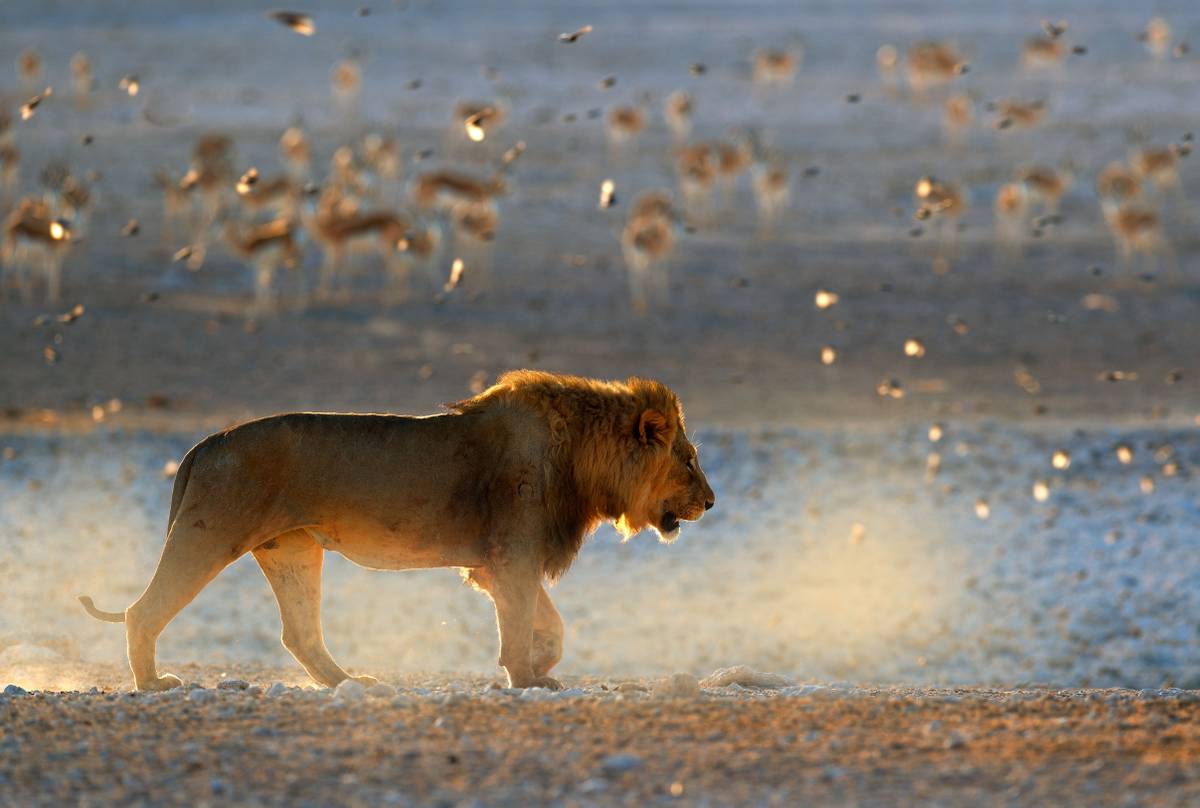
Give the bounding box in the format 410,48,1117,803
254,529,376,689
531,584,564,677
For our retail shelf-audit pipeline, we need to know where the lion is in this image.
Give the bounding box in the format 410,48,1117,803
79,370,715,691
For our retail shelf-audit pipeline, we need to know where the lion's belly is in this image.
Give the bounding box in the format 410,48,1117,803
306,522,490,571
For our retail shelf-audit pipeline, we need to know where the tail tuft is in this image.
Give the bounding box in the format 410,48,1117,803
78,595,125,623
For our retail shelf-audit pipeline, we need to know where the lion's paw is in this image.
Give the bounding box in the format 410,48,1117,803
139,673,183,692
528,676,562,691
351,675,379,687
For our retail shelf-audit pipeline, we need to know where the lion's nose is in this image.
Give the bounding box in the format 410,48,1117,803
705,498,715,511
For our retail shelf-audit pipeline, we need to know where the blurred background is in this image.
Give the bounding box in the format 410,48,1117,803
1,0,1198,690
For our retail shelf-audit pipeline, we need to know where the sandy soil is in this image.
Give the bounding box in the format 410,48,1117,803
4,663,1200,807
4,0,1200,805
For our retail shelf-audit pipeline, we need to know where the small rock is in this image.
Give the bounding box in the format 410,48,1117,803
367,683,397,699
188,688,215,704
653,672,700,698
578,777,609,794
333,679,365,701
600,753,643,776
781,684,828,698
390,695,414,708
3,684,28,697
700,665,793,689
216,679,249,691
265,683,290,698
614,682,647,692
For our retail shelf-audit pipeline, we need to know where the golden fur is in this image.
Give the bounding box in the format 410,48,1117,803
80,371,714,692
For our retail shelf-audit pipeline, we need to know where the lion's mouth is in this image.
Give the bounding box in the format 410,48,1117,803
658,511,681,541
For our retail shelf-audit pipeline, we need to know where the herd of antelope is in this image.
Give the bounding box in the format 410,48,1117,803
0,15,1192,316
898,18,1191,276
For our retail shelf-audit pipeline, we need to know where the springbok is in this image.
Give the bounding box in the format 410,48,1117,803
914,175,967,261
751,159,790,238
621,191,678,316
222,216,302,318
905,42,968,98
993,182,1029,263
675,143,716,224
279,126,312,184
664,91,694,144
1019,165,1071,215
752,48,799,89
2,197,72,302
70,52,94,109
331,57,362,123
302,186,413,301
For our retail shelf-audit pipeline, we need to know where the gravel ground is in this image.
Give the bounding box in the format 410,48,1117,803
4,663,1200,807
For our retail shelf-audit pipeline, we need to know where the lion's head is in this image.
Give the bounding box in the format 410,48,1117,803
617,405,715,543
451,370,716,573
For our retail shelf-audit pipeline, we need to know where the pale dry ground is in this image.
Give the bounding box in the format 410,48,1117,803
3,662,1200,807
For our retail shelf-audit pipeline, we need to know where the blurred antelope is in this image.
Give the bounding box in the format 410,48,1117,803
914,175,967,258
361,132,403,202
411,169,507,217
70,52,94,109
2,197,72,302
676,143,716,224
664,91,694,144
753,48,799,90
279,125,311,184
236,175,299,220
622,190,678,315
302,186,413,301
1101,200,1167,275
1096,162,1142,204
876,44,901,98
751,159,790,238
186,133,236,268
989,98,1046,131
993,182,1029,263
715,137,753,209
942,93,974,147
1021,35,1066,69
0,137,18,210
1141,18,1172,59
1019,165,1071,215
905,41,967,97
606,104,646,158
222,216,302,318
17,49,42,91
331,57,362,123
154,169,195,250
1130,145,1185,198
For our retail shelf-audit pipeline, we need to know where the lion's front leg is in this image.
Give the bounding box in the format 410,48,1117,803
471,564,562,690
532,584,564,677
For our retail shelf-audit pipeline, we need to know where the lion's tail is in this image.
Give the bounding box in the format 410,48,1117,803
76,441,206,626
77,595,125,623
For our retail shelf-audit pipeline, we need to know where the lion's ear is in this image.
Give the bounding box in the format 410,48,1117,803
637,409,673,448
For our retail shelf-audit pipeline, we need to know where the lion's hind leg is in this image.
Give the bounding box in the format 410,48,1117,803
124,523,245,691
254,530,374,688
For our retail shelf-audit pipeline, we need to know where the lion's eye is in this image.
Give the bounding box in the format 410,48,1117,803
685,459,695,473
